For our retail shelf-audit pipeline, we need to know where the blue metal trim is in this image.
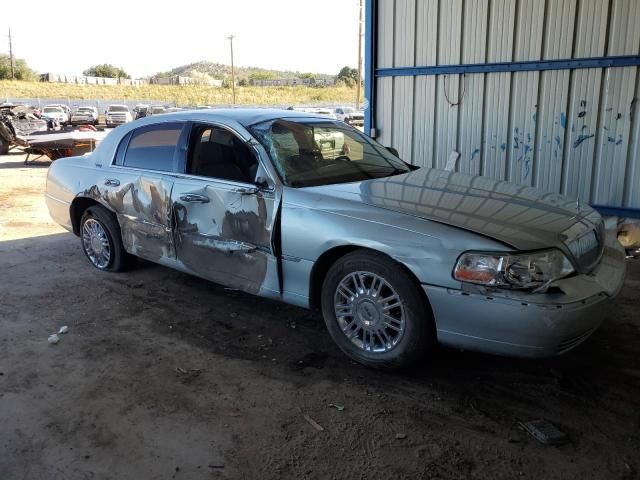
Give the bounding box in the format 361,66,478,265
592,205,640,219
364,0,374,136
376,55,640,77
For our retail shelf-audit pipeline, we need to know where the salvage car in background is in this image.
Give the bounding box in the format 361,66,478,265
44,109,626,369
147,105,168,116
0,104,48,154
70,107,99,126
105,104,133,128
334,106,364,127
41,106,69,125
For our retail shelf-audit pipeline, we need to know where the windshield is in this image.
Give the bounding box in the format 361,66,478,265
250,119,410,188
77,108,93,113
108,106,129,112
342,107,355,113
44,107,62,113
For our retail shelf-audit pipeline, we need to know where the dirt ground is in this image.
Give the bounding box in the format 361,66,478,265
1,151,639,480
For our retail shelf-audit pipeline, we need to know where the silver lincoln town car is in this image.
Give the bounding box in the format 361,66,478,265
45,109,626,369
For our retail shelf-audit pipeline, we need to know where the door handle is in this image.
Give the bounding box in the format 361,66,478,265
180,193,210,203
232,186,260,195
104,178,120,186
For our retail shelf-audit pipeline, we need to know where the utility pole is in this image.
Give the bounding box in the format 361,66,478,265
227,34,236,104
8,28,15,80
355,0,363,109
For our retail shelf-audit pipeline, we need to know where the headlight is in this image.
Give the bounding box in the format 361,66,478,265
453,249,574,290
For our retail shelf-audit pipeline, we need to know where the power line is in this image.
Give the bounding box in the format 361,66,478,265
8,28,15,80
227,34,236,104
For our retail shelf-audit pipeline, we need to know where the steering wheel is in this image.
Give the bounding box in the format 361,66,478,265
333,155,352,162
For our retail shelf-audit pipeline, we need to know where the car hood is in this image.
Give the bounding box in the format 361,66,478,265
306,167,602,252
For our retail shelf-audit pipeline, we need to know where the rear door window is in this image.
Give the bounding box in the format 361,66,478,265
123,123,182,172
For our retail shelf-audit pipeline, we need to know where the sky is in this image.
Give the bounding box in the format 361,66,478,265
1,0,361,78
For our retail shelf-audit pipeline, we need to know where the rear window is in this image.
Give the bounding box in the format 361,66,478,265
123,124,182,171
108,106,129,112
44,107,62,113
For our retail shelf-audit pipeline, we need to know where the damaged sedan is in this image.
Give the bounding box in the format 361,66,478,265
45,109,626,369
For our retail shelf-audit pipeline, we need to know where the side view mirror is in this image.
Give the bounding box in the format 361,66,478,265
386,146,400,158
255,179,271,190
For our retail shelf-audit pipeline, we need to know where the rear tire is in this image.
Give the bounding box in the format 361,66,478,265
321,250,434,370
80,205,135,272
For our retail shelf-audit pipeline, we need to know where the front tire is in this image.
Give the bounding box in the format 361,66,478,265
321,251,434,370
80,206,134,272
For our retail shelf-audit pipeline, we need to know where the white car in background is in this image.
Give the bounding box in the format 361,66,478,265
335,106,364,127
42,106,69,125
105,104,133,128
309,108,337,119
70,107,99,126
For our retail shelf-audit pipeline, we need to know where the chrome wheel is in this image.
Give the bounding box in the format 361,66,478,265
82,218,111,269
334,271,406,353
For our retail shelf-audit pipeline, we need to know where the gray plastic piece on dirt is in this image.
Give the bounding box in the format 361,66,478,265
328,403,345,411
58,326,69,334
48,334,60,344
520,420,568,445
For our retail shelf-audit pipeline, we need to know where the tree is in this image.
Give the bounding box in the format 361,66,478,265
83,64,131,79
299,72,315,79
336,66,359,87
189,70,218,85
0,54,37,80
238,78,248,87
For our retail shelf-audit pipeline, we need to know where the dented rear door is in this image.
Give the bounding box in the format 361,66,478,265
101,122,187,262
99,168,176,261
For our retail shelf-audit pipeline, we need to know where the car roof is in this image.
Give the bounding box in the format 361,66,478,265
142,107,332,127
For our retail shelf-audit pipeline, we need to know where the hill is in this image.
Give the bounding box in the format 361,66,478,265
155,61,336,82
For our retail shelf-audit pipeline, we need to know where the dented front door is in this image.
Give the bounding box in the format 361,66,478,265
171,177,279,296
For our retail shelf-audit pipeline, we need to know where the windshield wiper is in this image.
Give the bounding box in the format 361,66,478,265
346,161,409,175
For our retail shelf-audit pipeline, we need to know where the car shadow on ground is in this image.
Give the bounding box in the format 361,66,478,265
3,232,638,384
3,232,639,479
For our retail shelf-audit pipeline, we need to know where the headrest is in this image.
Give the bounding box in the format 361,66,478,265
210,129,235,146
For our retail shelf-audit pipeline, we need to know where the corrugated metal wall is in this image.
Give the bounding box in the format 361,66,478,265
372,0,640,208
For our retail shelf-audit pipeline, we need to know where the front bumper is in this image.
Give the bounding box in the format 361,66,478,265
71,118,96,124
106,118,129,125
425,236,627,357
